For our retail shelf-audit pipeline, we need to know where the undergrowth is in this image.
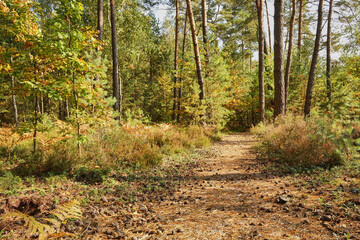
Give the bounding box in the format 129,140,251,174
0,117,217,181
251,114,360,169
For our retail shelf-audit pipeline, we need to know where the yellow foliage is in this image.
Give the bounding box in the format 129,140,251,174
0,200,81,239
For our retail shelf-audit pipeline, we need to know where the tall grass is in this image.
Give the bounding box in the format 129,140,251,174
0,118,215,177
251,114,359,169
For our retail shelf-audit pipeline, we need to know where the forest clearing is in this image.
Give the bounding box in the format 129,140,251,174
1,0,360,239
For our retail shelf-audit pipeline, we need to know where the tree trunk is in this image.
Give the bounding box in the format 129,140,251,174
256,0,265,122
264,0,272,53
73,71,81,154
33,95,38,155
177,10,188,123
97,0,103,41
118,65,122,119
304,0,324,117
10,57,19,125
298,0,303,56
264,35,268,56
326,0,333,103
94,0,104,91
40,95,44,114
284,0,296,112
65,99,70,118
110,0,120,114
33,58,38,155
186,0,205,102
172,0,179,121
58,101,62,120
274,0,285,117
201,0,210,69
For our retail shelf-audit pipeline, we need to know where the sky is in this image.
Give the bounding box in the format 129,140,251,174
152,1,345,60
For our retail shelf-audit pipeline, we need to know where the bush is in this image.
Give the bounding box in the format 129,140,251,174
251,114,357,169
0,120,216,177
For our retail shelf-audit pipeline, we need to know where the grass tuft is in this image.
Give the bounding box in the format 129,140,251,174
251,114,359,169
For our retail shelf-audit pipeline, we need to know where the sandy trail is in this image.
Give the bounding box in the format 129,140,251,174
151,133,335,240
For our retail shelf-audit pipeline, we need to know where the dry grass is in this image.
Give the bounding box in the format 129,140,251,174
251,114,357,168
0,120,215,177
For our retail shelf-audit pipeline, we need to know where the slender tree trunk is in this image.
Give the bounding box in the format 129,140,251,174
73,71,81,153
10,57,19,125
36,97,41,115
298,0,303,56
304,0,324,117
110,0,120,114
58,101,62,120
177,11,188,123
172,0,179,121
11,82,18,125
201,0,210,69
274,0,286,117
264,35,269,56
40,95,44,115
186,0,205,102
256,0,265,122
97,0,103,41
118,66,122,119
284,0,296,111
264,0,272,53
326,0,333,103
65,99,70,118
47,97,50,114
94,0,104,93
33,58,38,155
33,95,38,155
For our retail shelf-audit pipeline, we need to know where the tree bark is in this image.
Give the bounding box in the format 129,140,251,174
33,58,38,155
33,95,38,155
274,0,286,117
10,57,19,125
58,101,62,120
172,0,179,121
110,0,120,113
304,0,324,117
186,0,205,102
264,0,272,53
40,95,44,115
298,0,303,56
201,0,210,69
326,0,333,103
284,0,296,112
264,34,268,55
177,10,188,123
65,99,70,118
256,0,265,122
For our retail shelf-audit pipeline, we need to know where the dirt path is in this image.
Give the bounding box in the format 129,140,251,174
148,133,338,239
2,133,357,239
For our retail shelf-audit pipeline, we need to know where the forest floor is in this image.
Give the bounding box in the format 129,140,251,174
1,133,359,239
141,133,359,240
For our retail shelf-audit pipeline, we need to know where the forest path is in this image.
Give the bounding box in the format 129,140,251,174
149,133,335,239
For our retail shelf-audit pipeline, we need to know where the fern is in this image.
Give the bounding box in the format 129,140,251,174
0,211,49,240
0,200,81,239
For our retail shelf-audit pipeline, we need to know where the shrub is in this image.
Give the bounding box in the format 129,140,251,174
251,114,357,169
0,172,23,195
1,120,216,177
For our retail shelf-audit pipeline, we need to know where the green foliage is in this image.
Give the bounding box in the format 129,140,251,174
251,114,359,169
74,167,110,183
0,172,23,195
